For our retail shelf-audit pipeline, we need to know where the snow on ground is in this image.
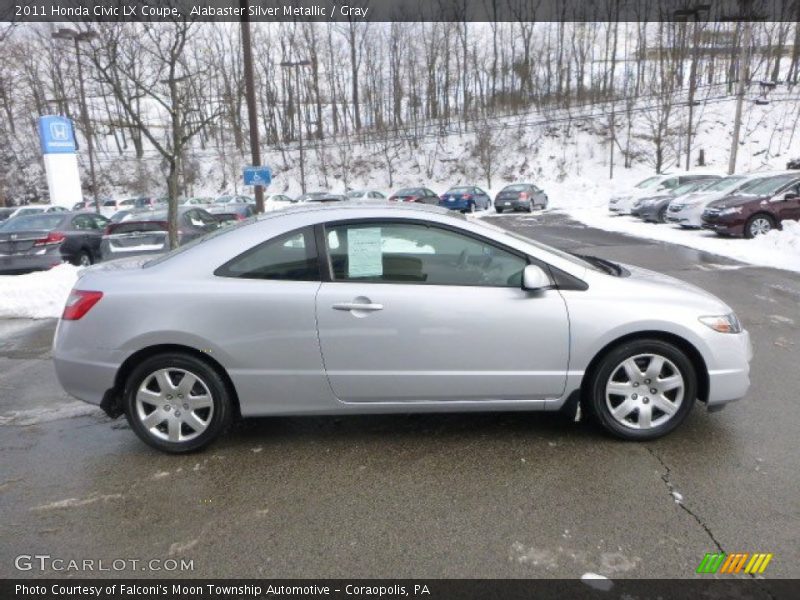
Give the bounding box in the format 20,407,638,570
0,264,80,320
524,165,800,273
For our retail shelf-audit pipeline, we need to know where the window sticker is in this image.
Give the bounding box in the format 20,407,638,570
347,227,383,278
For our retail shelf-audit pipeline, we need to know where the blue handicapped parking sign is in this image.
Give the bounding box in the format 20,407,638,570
243,165,272,187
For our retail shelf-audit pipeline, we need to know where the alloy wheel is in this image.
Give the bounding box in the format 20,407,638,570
79,253,92,267
749,217,772,236
605,354,684,430
135,368,214,442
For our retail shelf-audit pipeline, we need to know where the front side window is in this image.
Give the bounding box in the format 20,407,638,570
325,222,527,287
216,227,320,281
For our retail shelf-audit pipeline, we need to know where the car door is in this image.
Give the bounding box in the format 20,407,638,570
315,219,570,403
474,187,489,209
424,189,438,205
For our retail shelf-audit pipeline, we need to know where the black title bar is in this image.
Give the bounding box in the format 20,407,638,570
2,0,799,23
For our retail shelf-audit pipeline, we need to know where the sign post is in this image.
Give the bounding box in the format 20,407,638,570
37,115,83,209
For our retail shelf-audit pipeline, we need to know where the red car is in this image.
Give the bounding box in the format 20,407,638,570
701,173,800,238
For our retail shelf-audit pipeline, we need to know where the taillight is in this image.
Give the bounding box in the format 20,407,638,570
62,290,103,321
406,196,418,202
519,192,529,200
463,194,472,200
34,231,66,246
103,225,114,235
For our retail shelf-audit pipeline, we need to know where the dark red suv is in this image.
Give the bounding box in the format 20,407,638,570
701,173,800,238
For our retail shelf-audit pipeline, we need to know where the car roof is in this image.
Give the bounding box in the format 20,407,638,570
251,200,458,222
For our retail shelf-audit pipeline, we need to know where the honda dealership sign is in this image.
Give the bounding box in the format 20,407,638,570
38,115,83,208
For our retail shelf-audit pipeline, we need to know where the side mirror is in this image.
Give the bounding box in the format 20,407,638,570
784,192,798,202
522,264,551,291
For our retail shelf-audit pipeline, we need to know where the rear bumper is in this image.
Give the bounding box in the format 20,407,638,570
0,252,63,274
705,329,752,409
52,320,122,406
100,244,167,261
439,200,471,211
495,199,528,210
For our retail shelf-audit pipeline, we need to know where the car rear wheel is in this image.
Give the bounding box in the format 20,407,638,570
495,207,503,213
526,201,534,212
657,206,668,223
587,340,696,441
745,214,775,238
123,353,233,453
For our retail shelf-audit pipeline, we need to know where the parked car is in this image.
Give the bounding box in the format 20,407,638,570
608,173,718,215
100,207,220,261
215,195,253,205
0,212,109,273
117,197,167,212
632,177,720,222
182,197,214,206
494,183,549,213
388,187,440,205
265,194,294,205
786,158,800,170
296,192,348,203
346,189,386,201
3,204,69,220
52,203,751,453
701,173,800,238
439,185,491,212
0,207,15,223
206,203,255,223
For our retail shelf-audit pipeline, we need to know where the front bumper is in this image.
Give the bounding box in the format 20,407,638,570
705,329,752,409
701,219,744,236
665,206,704,227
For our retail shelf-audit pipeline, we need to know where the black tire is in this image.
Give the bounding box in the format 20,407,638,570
467,201,476,213
657,206,668,224
495,207,503,213
526,201,534,212
123,353,233,453
744,213,776,239
586,339,697,441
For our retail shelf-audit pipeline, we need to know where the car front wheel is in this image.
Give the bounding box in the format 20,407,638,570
745,214,775,238
123,353,233,453
587,339,696,440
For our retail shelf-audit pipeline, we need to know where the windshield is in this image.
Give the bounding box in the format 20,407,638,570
346,190,364,198
744,175,799,196
672,180,712,196
2,214,64,231
447,187,473,194
503,184,531,192
634,176,662,189
396,188,422,196
703,176,744,192
474,219,604,273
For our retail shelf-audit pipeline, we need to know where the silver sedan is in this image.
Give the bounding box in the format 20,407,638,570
53,204,752,453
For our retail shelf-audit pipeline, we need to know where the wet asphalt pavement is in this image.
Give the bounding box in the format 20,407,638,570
0,212,798,580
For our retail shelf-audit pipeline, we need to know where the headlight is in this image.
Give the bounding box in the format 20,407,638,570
718,206,742,216
699,313,742,334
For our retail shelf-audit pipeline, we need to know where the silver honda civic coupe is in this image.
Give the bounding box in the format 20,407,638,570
52,203,752,453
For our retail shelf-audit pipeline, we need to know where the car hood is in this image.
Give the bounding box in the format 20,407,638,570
617,263,731,312
707,194,763,209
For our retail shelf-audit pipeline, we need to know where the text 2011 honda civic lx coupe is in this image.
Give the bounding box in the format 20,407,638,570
53,203,752,453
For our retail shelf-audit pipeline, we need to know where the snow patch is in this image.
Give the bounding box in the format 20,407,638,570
0,402,103,426
168,539,199,556
581,573,613,592
32,493,123,511
0,264,80,319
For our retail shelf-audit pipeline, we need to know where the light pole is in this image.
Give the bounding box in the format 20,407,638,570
280,60,312,194
240,1,265,214
674,4,711,171
52,28,99,213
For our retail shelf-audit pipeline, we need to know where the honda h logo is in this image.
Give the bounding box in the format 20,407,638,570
49,122,69,141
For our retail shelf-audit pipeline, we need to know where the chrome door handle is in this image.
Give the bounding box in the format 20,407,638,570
332,302,384,312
